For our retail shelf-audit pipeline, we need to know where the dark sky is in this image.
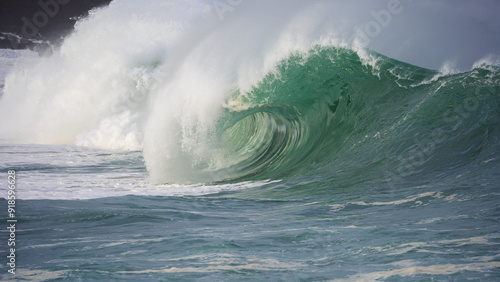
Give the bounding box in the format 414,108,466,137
0,0,112,49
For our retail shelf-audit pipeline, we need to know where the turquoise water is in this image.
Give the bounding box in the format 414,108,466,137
8,187,500,281
1,46,500,280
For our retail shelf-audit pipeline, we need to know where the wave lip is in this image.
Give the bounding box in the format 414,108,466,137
1,0,499,185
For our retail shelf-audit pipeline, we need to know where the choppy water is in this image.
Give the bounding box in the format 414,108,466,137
1,142,500,280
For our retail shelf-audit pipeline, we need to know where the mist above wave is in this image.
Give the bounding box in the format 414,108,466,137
0,0,498,184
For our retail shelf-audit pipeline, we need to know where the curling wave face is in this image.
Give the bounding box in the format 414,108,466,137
0,0,499,185
206,48,500,186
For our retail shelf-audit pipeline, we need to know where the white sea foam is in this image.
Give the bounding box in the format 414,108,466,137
349,191,442,206
331,261,500,281
0,144,278,200
0,49,37,92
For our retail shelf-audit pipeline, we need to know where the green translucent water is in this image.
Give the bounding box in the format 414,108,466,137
1,47,500,281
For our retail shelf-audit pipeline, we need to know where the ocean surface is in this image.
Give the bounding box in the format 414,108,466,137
1,1,500,281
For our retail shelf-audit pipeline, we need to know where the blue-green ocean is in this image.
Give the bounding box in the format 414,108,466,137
1,0,500,281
